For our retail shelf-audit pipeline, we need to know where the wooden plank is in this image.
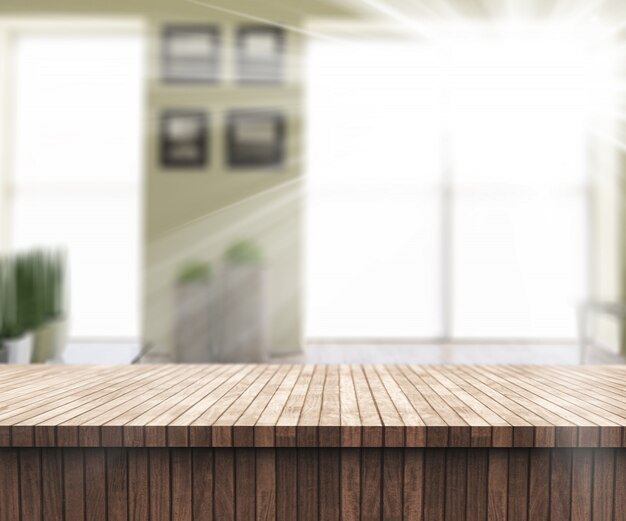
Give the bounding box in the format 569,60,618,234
466,448,488,521
214,448,235,521
319,448,341,521
192,448,213,521
275,366,314,447
20,448,42,521
297,448,318,521
255,366,302,447
193,365,272,447
276,448,297,521
129,448,149,521
232,364,291,447
487,449,508,521
256,448,276,521
550,449,572,521
100,365,209,447
120,364,228,447
362,365,405,447
212,365,280,447
236,448,256,521
423,366,496,447
340,448,360,521
445,448,467,521
593,449,615,521
64,448,85,521
41,447,63,521
615,449,626,521
361,448,382,521
403,448,424,521
423,449,445,521
319,365,341,447
528,449,550,521
571,448,593,521
352,366,382,447
297,365,325,447
383,448,404,521
85,448,107,521
107,448,128,521
177,364,258,446
171,448,192,521
149,448,170,521
507,449,528,521
339,365,361,447
0,449,20,521
469,366,575,447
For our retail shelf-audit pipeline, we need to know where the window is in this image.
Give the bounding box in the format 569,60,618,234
4,25,144,339
306,24,609,340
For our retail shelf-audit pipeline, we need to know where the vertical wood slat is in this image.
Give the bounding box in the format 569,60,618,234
129,448,149,521
550,449,572,521
63,449,84,521
592,449,615,521
0,448,20,521
528,449,550,521
214,448,235,521
487,448,508,521
423,448,445,521
384,448,404,521
297,448,318,521
507,449,528,521
236,448,256,521
85,448,106,521
42,447,63,521
107,448,128,521
319,448,340,521
193,448,213,521
20,449,42,521
149,448,170,521
2,446,626,520
571,448,593,521
276,448,297,521
466,448,488,521
361,448,382,521
445,449,467,521
341,448,360,521
171,448,192,521
256,448,276,521
403,448,424,521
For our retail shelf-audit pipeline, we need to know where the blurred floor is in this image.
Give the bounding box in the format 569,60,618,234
60,341,620,365
277,342,582,365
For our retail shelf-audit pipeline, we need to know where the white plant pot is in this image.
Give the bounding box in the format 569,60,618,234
4,333,34,364
33,319,68,363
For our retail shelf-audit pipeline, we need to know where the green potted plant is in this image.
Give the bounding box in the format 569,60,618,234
0,255,34,364
220,239,269,363
32,250,68,363
174,259,218,363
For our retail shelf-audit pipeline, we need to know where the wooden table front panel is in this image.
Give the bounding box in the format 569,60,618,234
0,447,623,521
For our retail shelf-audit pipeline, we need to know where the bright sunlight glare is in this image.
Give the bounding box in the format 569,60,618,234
306,19,619,339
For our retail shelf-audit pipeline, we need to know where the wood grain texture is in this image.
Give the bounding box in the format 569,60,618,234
0,446,623,520
0,365,624,448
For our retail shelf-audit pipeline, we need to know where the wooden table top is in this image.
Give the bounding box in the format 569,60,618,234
0,364,623,448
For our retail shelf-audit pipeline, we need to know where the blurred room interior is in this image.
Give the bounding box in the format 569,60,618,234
0,0,625,366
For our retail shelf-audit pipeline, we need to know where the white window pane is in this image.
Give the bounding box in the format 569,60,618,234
452,192,586,338
306,40,443,338
11,32,144,339
306,190,441,337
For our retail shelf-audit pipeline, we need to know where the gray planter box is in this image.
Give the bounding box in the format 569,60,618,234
219,266,269,363
174,281,219,363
